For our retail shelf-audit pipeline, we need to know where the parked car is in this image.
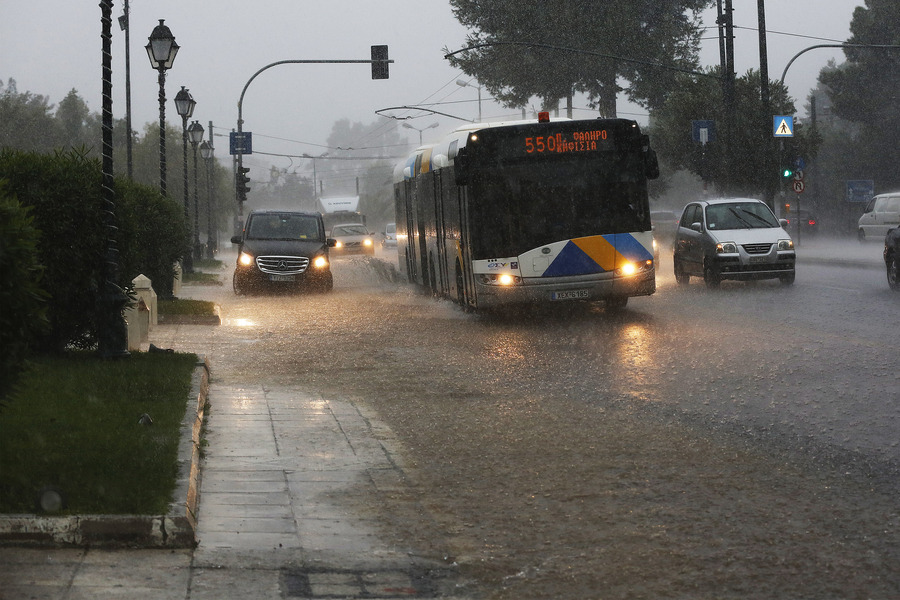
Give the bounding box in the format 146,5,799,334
858,192,900,242
784,208,819,237
230,210,335,294
673,198,796,288
330,223,376,256
382,222,397,248
884,226,900,291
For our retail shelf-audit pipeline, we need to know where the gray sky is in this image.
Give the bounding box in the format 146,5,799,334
1,1,860,177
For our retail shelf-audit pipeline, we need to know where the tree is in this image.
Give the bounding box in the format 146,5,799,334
819,0,900,191
447,0,710,116
56,89,94,150
651,68,809,197
0,78,60,152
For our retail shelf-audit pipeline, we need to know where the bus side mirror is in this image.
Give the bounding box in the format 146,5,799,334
454,147,470,186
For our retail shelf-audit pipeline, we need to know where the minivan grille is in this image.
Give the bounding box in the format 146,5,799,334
256,255,310,274
742,243,772,255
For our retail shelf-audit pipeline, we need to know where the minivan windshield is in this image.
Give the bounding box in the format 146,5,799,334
705,202,780,230
247,214,322,241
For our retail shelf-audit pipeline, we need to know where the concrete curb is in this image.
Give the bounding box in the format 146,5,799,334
0,357,209,548
158,313,221,326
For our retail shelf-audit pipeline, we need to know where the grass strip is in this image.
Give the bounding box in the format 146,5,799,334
0,351,197,515
158,298,217,316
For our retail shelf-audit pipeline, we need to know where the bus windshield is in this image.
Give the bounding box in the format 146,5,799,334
468,156,651,259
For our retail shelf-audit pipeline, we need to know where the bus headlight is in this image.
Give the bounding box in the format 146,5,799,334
478,273,522,286
238,252,254,267
615,260,653,277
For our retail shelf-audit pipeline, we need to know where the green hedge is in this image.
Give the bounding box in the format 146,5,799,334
0,149,186,353
0,183,48,399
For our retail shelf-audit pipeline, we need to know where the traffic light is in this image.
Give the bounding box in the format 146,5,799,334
371,45,389,80
781,165,793,178
236,166,250,201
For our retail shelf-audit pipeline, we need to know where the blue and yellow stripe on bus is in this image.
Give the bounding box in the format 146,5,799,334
541,233,653,277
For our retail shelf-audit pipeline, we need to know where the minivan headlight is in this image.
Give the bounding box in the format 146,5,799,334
238,252,254,266
716,241,738,254
777,239,794,251
313,255,328,269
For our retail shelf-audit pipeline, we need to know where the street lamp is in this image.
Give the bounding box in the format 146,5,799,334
199,139,217,258
402,121,439,145
145,19,179,196
173,86,195,273
301,152,329,209
456,79,482,123
118,0,133,179
188,120,205,263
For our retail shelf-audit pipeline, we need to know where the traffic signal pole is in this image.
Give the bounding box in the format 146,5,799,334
232,47,392,218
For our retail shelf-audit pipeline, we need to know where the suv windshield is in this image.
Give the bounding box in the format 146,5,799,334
247,214,322,241
705,202,779,230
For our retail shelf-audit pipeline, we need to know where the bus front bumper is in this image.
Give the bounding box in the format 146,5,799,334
473,269,656,308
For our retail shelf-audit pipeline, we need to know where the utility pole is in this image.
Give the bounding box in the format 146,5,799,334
759,0,776,212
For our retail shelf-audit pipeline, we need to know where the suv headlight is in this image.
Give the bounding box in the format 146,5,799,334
716,241,738,254
777,239,794,251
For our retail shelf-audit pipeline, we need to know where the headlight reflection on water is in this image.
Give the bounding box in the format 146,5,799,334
229,318,256,327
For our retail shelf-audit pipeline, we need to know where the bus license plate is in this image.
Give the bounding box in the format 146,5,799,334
552,289,589,301
270,274,295,282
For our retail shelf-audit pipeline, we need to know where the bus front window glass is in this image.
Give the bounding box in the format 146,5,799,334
469,158,650,258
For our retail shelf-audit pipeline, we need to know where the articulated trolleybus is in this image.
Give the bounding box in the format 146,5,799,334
392,112,661,311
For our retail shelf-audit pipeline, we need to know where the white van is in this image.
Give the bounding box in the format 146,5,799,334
858,192,900,241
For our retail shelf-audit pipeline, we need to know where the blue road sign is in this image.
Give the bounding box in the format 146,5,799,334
774,116,794,137
846,180,874,203
229,131,252,155
692,120,716,143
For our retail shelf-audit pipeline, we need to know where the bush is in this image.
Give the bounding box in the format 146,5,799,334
0,182,48,400
0,149,187,351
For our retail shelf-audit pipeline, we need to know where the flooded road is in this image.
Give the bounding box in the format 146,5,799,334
184,246,900,598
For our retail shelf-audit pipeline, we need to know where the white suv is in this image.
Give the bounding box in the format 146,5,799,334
673,198,796,288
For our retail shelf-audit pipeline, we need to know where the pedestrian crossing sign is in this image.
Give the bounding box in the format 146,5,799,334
773,116,794,137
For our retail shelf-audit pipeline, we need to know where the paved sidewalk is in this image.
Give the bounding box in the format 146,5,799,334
0,316,470,599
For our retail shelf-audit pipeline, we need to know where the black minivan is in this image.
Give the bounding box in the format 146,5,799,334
231,210,336,294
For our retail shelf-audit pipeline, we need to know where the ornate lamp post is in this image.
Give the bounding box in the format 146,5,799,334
145,19,179,196
187,120,205,263
173,86,195,272
199,139,217,258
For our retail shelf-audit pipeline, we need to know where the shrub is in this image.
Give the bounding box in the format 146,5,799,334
0,149,187,351
0,183,49,401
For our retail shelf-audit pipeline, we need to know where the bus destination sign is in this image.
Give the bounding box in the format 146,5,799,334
523,129,612,155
